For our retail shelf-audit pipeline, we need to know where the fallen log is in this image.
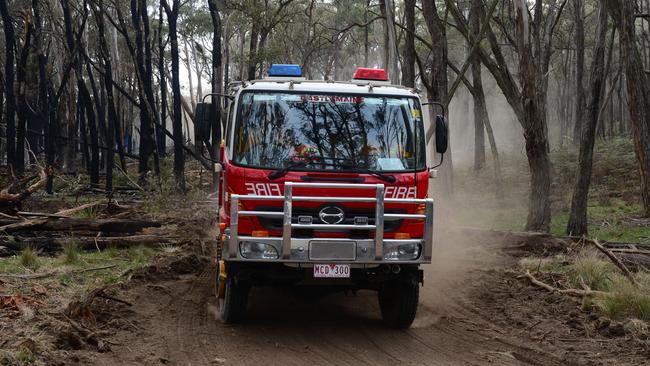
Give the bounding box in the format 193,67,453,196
0,235,173,254
0,217,161,234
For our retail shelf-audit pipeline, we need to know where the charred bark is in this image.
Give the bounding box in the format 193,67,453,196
1,1,17,170
162,0,186,193
208,0,223,193
157,2,166,157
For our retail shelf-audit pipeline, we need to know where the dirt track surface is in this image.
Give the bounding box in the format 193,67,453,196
79,231,647,366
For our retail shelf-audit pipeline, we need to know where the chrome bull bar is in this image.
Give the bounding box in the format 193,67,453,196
227,182,434,263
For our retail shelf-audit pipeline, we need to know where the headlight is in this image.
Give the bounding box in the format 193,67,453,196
240,241,279,259
384,243,421,261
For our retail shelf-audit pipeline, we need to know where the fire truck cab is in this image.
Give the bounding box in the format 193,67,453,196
203,64,448,329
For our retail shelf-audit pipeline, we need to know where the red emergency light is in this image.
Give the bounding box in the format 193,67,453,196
352,67,389,81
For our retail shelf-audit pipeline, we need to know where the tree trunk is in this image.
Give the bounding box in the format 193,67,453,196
1,1,17,171
572,0,585,142
515,0,551,232
567,0,609,236
208,0,223,193
15,15,33,175
163,0,186,193
131,0,153,181
93,0,117,192
402,0,415,88
247,11,260,80
157,2,166,157
384,0,399,84
422,0,452,194
470,0,485,172
605,0,650,217
140,0,159,176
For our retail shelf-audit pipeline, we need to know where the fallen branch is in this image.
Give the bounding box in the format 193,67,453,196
56,199,106,216
609,248,650,256
0,167,51,205
587,239,638,286
16,212,71,219
524,270,608,298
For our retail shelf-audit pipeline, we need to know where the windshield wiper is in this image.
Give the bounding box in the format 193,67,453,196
268,161,306,180
350,167,396,183
313,157,397,183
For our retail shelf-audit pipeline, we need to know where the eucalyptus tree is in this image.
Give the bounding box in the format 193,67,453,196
446,0,568,232
604,0,650,217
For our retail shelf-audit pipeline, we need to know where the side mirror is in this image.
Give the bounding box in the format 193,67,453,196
435,115,449,154
194,102,212,142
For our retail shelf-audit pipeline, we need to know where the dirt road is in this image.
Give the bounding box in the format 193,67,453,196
83,231,604,366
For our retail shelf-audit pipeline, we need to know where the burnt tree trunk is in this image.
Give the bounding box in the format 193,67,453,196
157,2,166,157
567,0,609,236
1,1,17,170
15,14,33,175
163,0,186,193
93,0,117,192
208,0,223,193
132,0,149,179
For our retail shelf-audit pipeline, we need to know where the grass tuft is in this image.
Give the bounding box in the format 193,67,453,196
62,240,81,265
598,274,650,322
568,250,617,291
19,247,40,271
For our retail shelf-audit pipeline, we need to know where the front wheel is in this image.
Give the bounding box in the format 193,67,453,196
216,264,249,323
378,276,420,329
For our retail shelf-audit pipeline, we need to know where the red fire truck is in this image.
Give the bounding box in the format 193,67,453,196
201,64,448,328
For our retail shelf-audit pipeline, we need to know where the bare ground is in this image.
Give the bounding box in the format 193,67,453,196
54,229,647,366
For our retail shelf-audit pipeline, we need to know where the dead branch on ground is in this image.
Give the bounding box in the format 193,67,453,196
585,238,638,286
524,270,608,298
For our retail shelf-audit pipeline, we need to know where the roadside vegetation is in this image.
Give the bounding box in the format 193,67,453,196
453,138,649,245
520,249,650,323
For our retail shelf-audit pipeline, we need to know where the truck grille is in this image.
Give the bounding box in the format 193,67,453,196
255,205,405,234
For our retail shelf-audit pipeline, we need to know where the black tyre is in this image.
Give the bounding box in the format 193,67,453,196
219,272,250,323
378,276,419,329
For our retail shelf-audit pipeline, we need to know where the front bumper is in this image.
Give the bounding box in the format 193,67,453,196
224,182,434,265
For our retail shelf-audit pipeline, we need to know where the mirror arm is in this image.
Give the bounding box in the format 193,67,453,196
422,101,446,117
430,153,444,169
202,92,234,103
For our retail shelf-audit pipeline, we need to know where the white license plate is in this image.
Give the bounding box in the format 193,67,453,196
313,264,351,278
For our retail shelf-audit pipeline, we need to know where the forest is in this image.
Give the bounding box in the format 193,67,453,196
1,0,649,236
1,0,650,364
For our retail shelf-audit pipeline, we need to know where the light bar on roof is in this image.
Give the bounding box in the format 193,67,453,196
268,64,303,77
352,67,389,81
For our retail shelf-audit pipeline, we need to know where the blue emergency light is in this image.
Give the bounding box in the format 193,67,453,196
268,64,303,77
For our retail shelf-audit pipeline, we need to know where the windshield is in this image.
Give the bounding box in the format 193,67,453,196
233,92,426,172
